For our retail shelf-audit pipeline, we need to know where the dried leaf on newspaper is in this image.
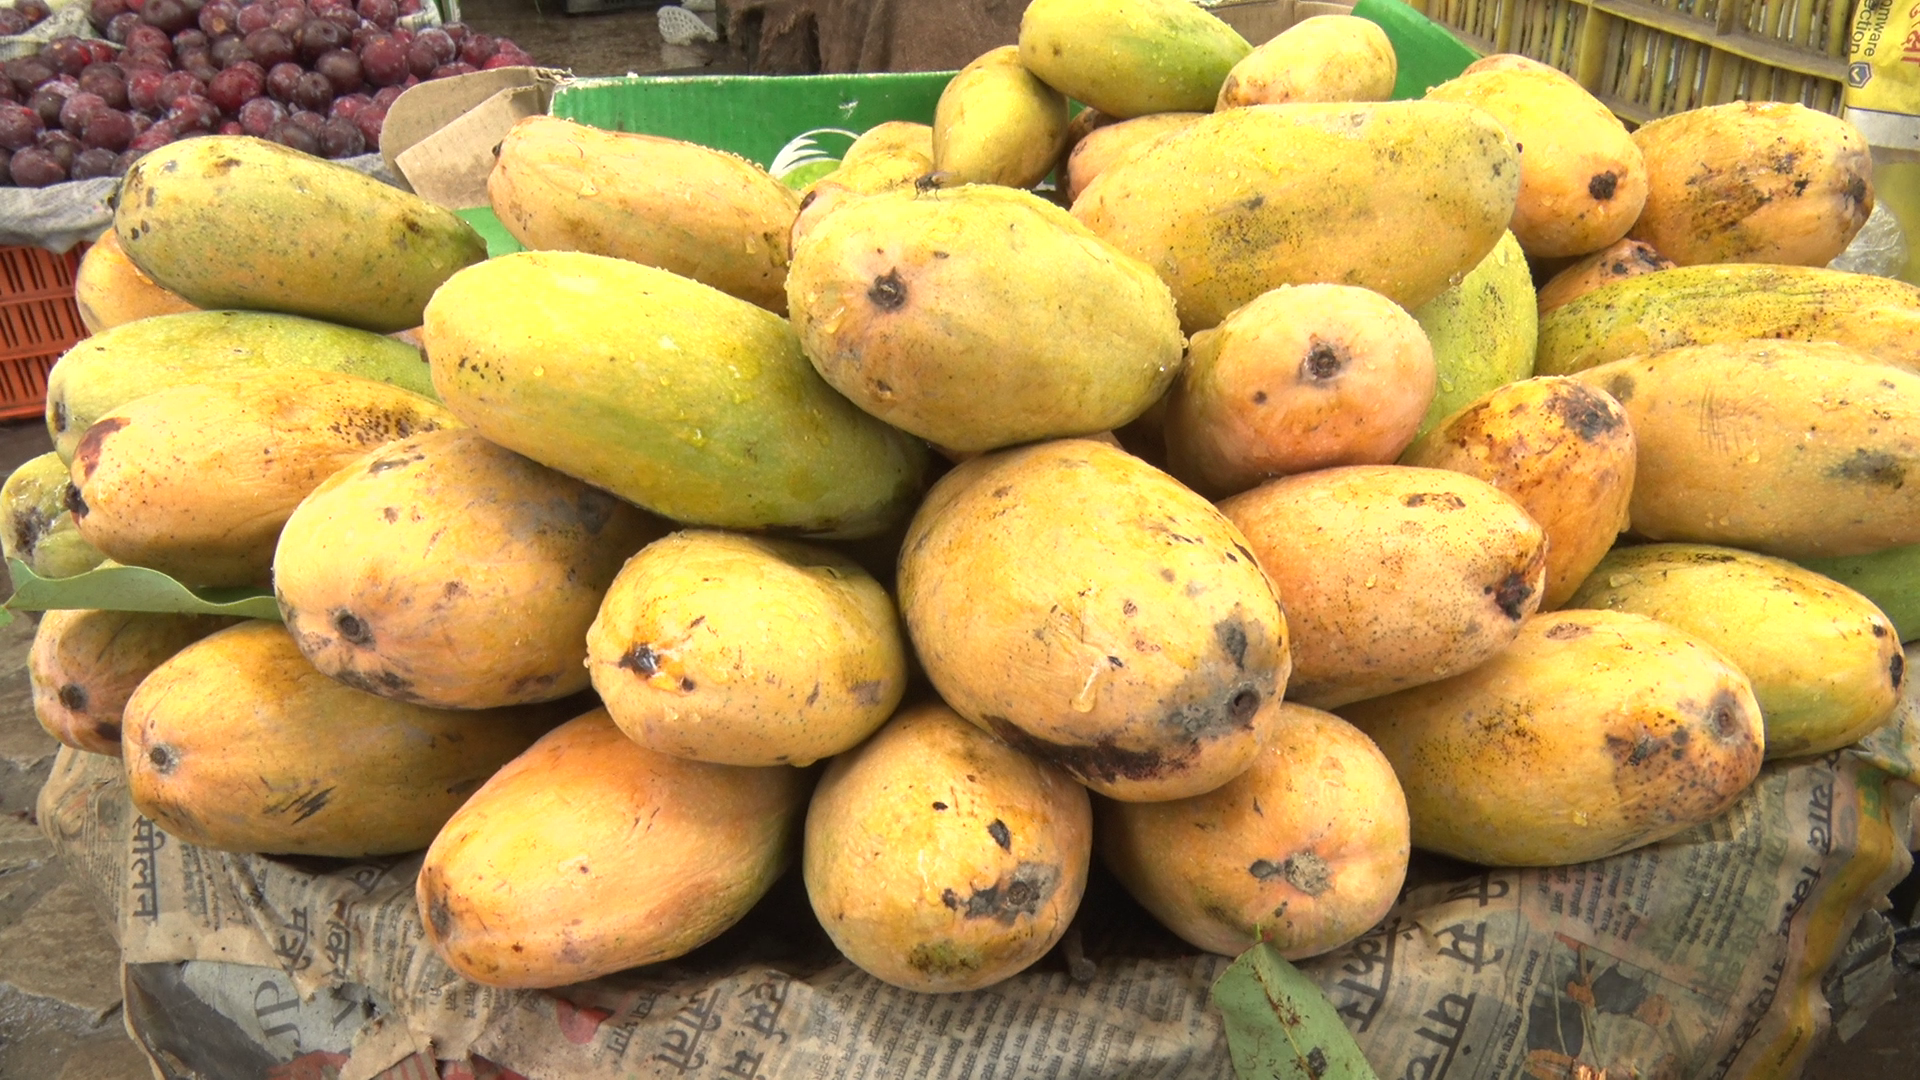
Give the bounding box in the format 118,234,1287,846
1214,942,1379,1080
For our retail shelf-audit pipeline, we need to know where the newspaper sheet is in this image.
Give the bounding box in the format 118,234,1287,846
41,645,1920,1080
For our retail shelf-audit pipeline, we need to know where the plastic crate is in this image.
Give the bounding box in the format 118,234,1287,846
1407,0,1851,123
0,245,85,423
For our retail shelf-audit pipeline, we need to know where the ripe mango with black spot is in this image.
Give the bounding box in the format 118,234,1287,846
1572,342,1920,557
68,369,460,588
46,310,435,464
1411,230,1538,437
1798,544,1920,644
1426,63,1647,259
488,116,799,314
787,185,1183,453
30,609,238,756
114,135,486,333
1401,377,1635,609
1566,544,1903,758
275,429,665,710
587,529,907,767
1534,264,1920,377
1019,0,1250,119
1536,239,1676,315
1073,102,1519,332
1098,703,1408,960
1219,465,1546,709
1216,15,1396,108
425,251,927,539
418,708,809,988
1630,102,1872,267
123,622,568,857
805,701,1091,992
933,46,1069,189
2,452,104,579
899,439,1289,802
1340,609,1764,866
71,227,195,334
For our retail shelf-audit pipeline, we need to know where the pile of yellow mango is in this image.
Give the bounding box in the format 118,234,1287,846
9,0,1916,1001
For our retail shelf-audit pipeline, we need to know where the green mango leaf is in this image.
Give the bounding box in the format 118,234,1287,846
1213,943,1379,1080
5,559,282,622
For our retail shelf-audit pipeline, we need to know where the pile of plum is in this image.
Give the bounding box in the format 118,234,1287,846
0,0,533,185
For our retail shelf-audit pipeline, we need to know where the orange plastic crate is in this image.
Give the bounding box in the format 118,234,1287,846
0,245,87,423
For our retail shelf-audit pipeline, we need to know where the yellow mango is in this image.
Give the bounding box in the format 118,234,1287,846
1573,342,1920,557
71,228,196,334
1164,283,1435,497
787,185,1182,453
114,136,485,334
1073,102,1519,332
1401,377,1635,609
1536,238,1676,315
1630,102,1873,267
804,702,1092,993
932,46,1070,189
425,251,927,539
1426,65,1648,259
1565,544,1904,758
1216,15,1396,109
1097,703,1409,959
1341,610,1765,866
1535,263,1920,376
586,529,908,767
123,622,565,857
1018,0,1251,119
1411,230,1538,437
68,370,460,588
418,709,809,988
30,609,238,756
1064,111,1204,204
899,439,1290,802
488,116,798,313
789,148,933,250
1219,465,1547,709
274,429,665,709
1,452,104,579
1798,544,1920,643
843,121,934,167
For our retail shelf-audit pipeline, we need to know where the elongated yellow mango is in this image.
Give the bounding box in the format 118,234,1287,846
1073,102,1519,332
426,251,927,539
487,116,799,313
1536,264,1920,376
114,136,485,333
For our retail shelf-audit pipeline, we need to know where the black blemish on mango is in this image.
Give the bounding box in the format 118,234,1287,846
1825,449,1907,489
1892,652,1905,692
619,644,661,676
1699,687,1751,742
987,819,1011,850
331,667,419,700
1402,492,1466,510
1215,618,1249,669
868,270,909,311
1490,572,1536,620
981,713,1182,783
1545,621,1590,641
1604,374,1635,404
574,491,616,535
1300,340,1348,381
1588,171,1619,200
851,680,885,706
332,609,375,647
425,886,454,941
93,720,121,743
939,861,1058,924
1554,383,1624,440
1250,852,1332,896
57,684,88,712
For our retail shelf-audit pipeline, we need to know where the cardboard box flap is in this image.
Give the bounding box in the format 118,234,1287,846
379,66,565,190
395,83,549,211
